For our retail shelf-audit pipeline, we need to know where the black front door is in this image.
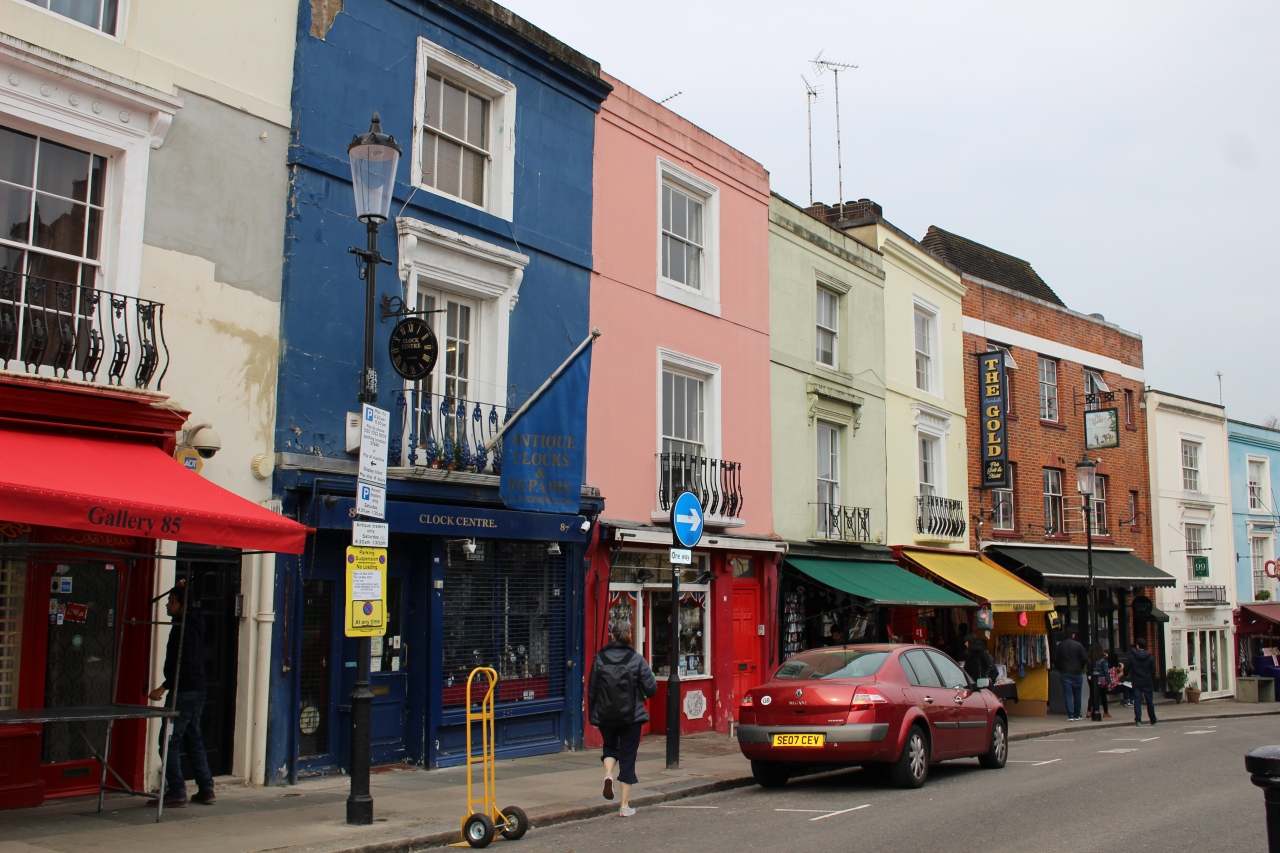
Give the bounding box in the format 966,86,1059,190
176,546,241,777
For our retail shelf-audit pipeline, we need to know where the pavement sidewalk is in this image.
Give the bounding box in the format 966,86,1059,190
0,698,1274,853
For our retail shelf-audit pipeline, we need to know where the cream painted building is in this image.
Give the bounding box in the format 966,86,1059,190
2,0,298,785
808,201,969,549
768,194,888,548
1147,390,1236,699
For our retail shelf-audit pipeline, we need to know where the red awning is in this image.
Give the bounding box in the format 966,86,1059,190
1237,604,1280,635
0,426,307,554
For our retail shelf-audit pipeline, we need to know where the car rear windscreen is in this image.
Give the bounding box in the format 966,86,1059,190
772,649,890,680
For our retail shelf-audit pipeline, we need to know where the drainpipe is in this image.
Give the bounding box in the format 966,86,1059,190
250,552,276,785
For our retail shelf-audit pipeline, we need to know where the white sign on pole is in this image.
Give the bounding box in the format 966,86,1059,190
356,481,386,519
358,404,390,485
670,548,692,565
352,520,389,548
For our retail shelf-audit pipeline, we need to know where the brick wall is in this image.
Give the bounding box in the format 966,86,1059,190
962,279,1158,649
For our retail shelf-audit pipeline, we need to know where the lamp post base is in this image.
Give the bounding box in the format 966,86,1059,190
346,795,373,826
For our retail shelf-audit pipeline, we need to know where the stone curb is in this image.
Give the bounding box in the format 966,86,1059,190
319,706,1280,853
1007,706,1280,742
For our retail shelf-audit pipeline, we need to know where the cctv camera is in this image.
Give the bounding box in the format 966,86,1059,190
182,423,222,459
579,518,591,533
462,539,476,555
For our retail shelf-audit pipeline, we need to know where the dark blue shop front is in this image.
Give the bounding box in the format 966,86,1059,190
279,481,595,777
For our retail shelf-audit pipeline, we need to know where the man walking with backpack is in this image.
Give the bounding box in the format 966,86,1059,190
588,620,657,817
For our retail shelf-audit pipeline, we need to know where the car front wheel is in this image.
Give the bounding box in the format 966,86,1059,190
890,725,929,789
751,759,790,788
978,716,1008,769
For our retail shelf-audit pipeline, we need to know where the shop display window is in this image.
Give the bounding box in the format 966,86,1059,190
0,556,25,712
649,590,709,678
608,550,711,679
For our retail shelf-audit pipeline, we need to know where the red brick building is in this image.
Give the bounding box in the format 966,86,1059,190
922,227,1176,701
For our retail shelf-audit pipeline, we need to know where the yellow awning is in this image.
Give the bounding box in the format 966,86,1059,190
900,549,1055,612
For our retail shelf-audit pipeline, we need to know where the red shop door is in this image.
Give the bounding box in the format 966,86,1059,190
732,584,763,700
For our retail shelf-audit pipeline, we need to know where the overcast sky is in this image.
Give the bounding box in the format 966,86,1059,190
502,0,1280,424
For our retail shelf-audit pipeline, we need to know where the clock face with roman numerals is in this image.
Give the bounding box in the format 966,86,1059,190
388,317,438,380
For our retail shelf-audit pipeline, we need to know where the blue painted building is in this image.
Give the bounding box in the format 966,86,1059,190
267,0,610,782
1228,420,1280,605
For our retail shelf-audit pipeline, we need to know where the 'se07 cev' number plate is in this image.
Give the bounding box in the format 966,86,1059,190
771,733,824,747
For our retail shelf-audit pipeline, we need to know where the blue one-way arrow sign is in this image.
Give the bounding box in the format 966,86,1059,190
672,491,704,549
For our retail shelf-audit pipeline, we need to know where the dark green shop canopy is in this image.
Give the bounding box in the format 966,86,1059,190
986,546,1176,588
786,558,971,607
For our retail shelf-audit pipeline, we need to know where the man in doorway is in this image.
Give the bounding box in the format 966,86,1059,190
826,623,847,646
148,580,215,807
1054,628,1089,722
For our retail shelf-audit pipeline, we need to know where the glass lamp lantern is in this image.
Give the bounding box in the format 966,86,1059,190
348,112,402,223
1075,456,1098,496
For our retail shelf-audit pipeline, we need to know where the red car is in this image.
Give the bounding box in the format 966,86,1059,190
736,644,1008,788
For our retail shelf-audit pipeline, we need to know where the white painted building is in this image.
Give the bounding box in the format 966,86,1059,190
1146,390,1236,699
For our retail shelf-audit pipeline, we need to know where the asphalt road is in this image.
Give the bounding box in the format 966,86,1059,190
511,715,1274,853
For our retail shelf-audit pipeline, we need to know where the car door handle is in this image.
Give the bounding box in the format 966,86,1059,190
923,696,934,704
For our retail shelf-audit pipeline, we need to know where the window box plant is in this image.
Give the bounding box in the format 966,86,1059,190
1165,666,1189,703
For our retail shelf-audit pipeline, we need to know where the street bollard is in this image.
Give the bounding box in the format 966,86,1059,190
1246,745,1280,853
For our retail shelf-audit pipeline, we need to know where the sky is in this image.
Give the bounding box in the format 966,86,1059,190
500,0,1280,424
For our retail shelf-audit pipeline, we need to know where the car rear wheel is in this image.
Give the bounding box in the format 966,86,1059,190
978,716,1008,769
889,725,928,789
751,760,790,788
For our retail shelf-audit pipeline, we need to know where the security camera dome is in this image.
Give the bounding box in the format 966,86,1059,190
187,425,222,459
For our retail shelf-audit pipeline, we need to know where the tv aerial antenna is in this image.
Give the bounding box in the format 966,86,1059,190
811,51,859,217
801,75,821,206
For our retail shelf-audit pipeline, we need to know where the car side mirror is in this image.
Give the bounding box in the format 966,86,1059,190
975,678,991,689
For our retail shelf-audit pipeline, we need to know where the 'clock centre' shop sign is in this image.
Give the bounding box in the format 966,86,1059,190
978,350,1009,489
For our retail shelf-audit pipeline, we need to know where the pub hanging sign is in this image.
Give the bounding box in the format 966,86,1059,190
978,350,1010,488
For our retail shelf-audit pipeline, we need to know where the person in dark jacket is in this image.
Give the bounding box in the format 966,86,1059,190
1055,629,1089,721
964,636,998,684
1086,645,1112,719
587,621,657,817
1126,638,1159,726
148,581,214,807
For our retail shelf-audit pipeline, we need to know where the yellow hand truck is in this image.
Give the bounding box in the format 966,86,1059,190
460,667,529,848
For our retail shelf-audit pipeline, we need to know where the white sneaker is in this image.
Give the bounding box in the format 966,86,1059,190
619,806,636,817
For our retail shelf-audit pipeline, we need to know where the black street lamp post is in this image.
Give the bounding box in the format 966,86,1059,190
1076,455,1102,723
345,112,400,826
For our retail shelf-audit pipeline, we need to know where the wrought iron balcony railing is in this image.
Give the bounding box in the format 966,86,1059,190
657,453,743,520
1184,584,1228,606
0,270,168,390
916,495,966,539
813,503,873,543
391,388,510,474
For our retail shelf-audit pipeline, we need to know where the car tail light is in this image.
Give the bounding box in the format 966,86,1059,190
740,693,754,708
849,687,889,711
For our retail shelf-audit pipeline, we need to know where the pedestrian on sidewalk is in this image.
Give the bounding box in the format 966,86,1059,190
148,580,215,807
1087,645,1112,719
1127,638,1159,727
963,635,998,685
588,620,656,818
1055,628,1088,722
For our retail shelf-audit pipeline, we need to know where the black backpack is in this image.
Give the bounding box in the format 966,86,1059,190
593,649,637,727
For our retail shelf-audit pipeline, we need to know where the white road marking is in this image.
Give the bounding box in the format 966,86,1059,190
1009,758,1061,766
775,809,829,813
1033,758,1062,766
810,805,871,821
1098,748,1138,754
1112,738,1145,741
659,805,719,809
1141,737,1160,742
1184,730,1217,735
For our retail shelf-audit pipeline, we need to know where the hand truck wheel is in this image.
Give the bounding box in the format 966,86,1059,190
463,813,495,848
500,805,529,840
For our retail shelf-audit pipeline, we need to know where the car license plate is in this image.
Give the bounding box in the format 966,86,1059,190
771,733,824,747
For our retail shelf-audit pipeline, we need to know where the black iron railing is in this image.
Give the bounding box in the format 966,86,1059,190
391,388,509,473
0,270,168,389
814,503,873,542
916,495,966,539
657,453,743,520
1184,584,1228,606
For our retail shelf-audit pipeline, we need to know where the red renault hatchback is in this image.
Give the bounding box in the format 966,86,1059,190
736,644,1008,788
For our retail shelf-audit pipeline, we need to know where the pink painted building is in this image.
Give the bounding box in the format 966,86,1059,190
584,74,781,741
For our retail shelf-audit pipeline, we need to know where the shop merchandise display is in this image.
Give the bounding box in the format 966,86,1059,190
993,633,1050,679
783,591,806,657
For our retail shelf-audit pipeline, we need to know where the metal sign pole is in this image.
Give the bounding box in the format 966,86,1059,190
667,551,681,770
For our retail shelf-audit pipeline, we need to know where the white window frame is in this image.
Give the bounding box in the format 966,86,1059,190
1181,439,1202,494
918,434,940,498
656,158,719,316
1252,536,1274,597
1038,356,1059,422
1091,476,1107,536
993,479,1015,532
412,38,516,220
1043,468,1064,534
0,42,180,302
913,404,950,500
817,421,841,533
396,218,528,416
1184,522,1207,581
912,298,940,394
656,349,721,461
1248,456,1270,513
17,0,127,40
816,285,839,368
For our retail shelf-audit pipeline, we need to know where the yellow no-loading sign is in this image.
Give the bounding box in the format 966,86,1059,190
345,546,387,637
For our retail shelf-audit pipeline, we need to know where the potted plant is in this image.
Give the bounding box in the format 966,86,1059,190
1165,666,1189,703
1258,589,1273,601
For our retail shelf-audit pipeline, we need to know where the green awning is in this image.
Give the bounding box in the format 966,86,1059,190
986,546,1176,588
786,558,972,607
